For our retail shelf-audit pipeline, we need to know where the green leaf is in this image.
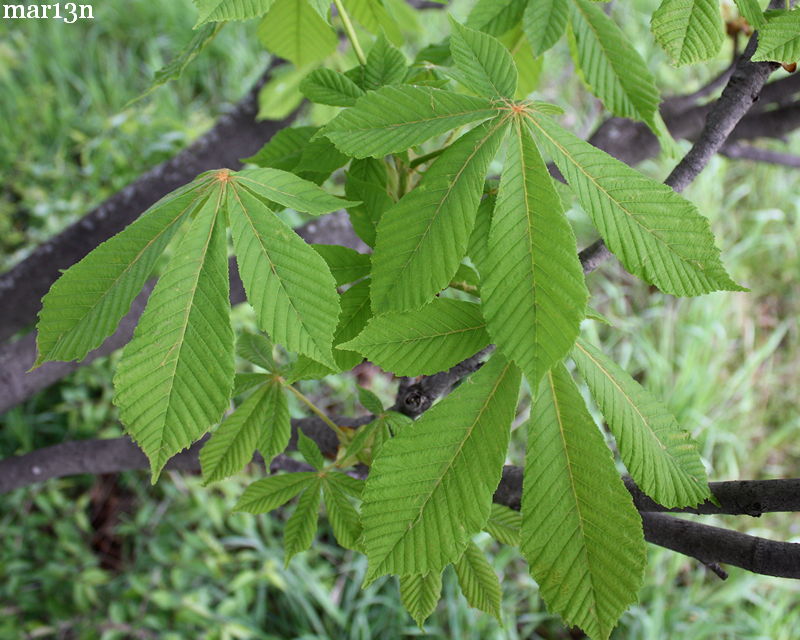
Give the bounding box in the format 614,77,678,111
329,470,366,498
322,477,363,550
651,0,725,66
752,9,800,63
523,0,569,56
322,85,498,159
114,190,234,481
571,338,711,507
358,386,385,415
454,541,502,621
526,112,744,296
242,126,317,169
467,193,496,274
236,332,277,371
234,168,358,215
345,0,403,45
35,181,210,366
293,136,350,184
200,379,288,483
361,355,521,579
297,431,326,470
256,64,307,120
479,118,587,391
508,32,544,97
370,117,510,312
734,0,766,29
193,0,275,26
483,503,521,546
522,363,646,640
234,472,317,513
450,262,480,295
257,0,337,66
256,379,291,461
233,372,270,396
300,68,366,106
364,33,408,90
311,245,371,286
344,158,395,246
399,572,443,627
568,0,660,130
340,299,491,376
466,0,527,37
285,479,322,565
228,184,340,368
449,18,517,98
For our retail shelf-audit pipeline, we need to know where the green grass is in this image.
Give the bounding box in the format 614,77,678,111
2,0,800,638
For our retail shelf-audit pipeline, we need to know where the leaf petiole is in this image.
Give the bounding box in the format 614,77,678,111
333,0,367,66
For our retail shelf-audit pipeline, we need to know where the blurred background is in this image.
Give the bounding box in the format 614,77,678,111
1,0,799,638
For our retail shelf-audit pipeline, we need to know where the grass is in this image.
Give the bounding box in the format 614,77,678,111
2,0,800,638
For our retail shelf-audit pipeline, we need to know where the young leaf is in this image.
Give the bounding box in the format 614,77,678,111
466,0,527,37
526,111,744,296
358,387,385,416
35,181,210,365
454,542,502,621
523,0,569,56
242,126,318,170
651,0,725,66
114,190,234,481
522,364,646,640
479,118,587,392
361,355,521,579
257,0,337,67
449,18,517,98
364,33,408,90
297,431,326,470
344,158,395,246
571,338,711,507
346,0,403,45
370,117,510,312
322,85,498,159
234,472,318,513
234,168,358,215
483,503,521,546
300,68,366,107
284,479,322,565
399,572,443,627
311,245,371,286
193,0,276,26
228,185,340,368
339,299,491,376
200,378,288,483
322,478,363,550
236,332,277,371
568,0,660,131
734,0,766,29
752,9,800,63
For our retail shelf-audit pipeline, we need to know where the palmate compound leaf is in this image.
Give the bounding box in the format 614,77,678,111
752,8,800,63
35,179,212,366
568,0,661,131
234,471,317,514
449,18,517,99
454,541,502,621
478,117,588,393
522,363,646,640
370,117,511,313
523,0,569,56
650,0,725,66
361,355,521,580
200,377,291,483
227,183,341,369
114,188,234,482
322,85,499,159
338,298,491,377
526,111,745,296
399,571,443,627
571,338,710,507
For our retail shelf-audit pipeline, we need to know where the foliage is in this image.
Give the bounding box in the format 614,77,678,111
15,0,800,637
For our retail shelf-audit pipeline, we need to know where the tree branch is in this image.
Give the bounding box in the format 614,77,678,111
721,143,800,168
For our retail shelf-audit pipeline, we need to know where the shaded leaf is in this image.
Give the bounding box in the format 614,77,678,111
297,430,326,470
300,68,366,106
523,0,569,56
257,0,337,66
234,472,317,513
484,503,521,546
400,572,443,627
236,331,277,371
364,33,408,90
284,479,323,564
454,542,502,620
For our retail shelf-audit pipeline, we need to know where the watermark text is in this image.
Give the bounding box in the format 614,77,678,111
3,3,94,23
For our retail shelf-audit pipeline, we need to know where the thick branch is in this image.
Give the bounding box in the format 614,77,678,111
0,61,294,342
